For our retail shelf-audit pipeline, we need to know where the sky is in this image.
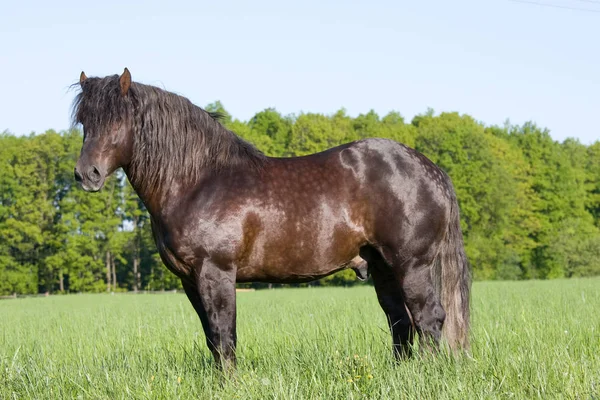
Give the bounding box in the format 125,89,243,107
1,0,599,144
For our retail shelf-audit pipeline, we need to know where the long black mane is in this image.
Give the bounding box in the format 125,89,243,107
72,75,266,189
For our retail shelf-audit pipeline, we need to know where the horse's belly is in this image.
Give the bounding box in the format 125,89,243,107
235,234,363,283
235,260,349,283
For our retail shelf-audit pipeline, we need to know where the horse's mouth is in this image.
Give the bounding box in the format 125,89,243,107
79,181,104,192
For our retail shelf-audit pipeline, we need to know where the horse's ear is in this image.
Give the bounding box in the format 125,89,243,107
80,71,87,86
119,68,131,96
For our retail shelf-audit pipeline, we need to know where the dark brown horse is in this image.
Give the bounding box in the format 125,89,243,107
73,68,471,369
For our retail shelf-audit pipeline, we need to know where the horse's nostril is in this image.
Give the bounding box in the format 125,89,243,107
74,168,83,183
89,166,102,182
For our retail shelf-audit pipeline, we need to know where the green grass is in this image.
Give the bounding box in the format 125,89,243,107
1,278,599,399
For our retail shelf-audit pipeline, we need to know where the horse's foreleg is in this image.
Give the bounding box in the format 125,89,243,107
182,260,237,370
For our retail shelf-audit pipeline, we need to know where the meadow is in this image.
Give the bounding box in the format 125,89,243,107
1,278,599,399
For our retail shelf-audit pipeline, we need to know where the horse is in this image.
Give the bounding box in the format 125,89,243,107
72,68,471,369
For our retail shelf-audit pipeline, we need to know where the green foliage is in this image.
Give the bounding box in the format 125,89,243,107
0,103,599,295
585,141,600,225
248,108,293,156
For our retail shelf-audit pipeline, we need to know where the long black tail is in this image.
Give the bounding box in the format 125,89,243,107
433,189,471,351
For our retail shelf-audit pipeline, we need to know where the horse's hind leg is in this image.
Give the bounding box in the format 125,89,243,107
365,249,415,359
399,257,446,350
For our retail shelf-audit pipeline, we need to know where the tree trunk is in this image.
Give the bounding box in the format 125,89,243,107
106,250,111,292
59,271,64,292
111,253,117,292
133,256,140,292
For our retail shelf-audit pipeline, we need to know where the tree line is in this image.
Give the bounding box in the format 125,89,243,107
1,102,599,295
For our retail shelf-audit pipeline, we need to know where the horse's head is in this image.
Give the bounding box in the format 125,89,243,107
74,68,135,192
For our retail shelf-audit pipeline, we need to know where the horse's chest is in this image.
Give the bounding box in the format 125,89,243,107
152,238,192,278
151,221,196,278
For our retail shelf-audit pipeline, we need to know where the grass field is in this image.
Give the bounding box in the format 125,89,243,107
1,278,599,399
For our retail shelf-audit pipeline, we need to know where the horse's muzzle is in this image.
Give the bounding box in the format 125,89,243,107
74,165,104,192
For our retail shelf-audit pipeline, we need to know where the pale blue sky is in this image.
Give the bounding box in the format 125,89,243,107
1,0,599,144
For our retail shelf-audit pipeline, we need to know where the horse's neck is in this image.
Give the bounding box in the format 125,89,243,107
125,161,215,224
124,167,175,220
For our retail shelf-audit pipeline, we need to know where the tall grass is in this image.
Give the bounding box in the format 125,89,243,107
1,278,599,399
